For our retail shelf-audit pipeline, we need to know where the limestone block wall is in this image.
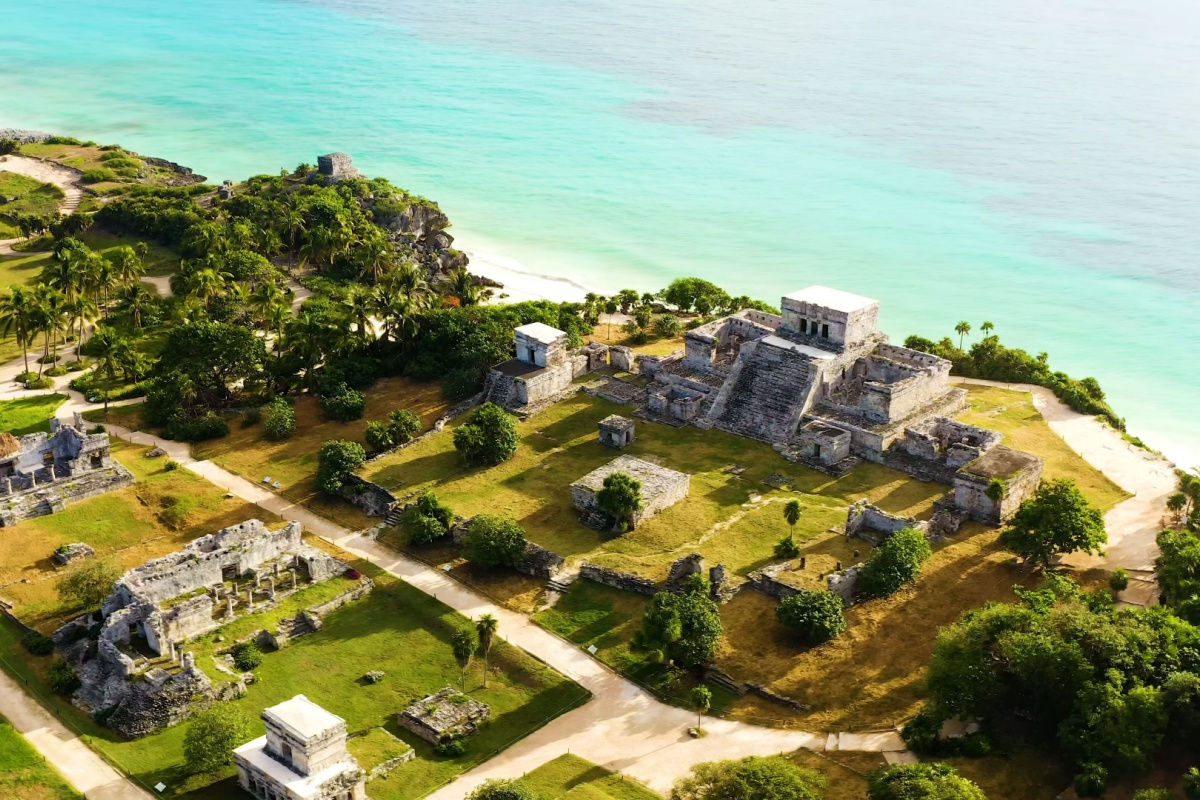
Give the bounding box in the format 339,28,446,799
579,563,659,595
610,346,634,372
844,500,927,545
515,362,573,406
338,475,397,517
780,295,879,349
160,594,217,644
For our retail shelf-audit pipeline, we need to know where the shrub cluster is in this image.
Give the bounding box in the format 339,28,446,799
453,403,518,466
776,589,846,645
404,490,455,545
262,397,296,441
364,408,420,451
318,382,366,421
858,527,931,598
230,641,263,671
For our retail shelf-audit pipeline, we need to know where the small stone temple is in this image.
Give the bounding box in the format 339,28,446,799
315,153,361,183
571,454,689,530
598,415,636,449
952,445,1043,524
483,322,577,412
398,686,491,745
234,694,367,800
0,414,132,526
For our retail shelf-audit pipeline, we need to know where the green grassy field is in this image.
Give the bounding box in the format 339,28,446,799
522,754,662,799
0,393,67,435
0,552,589,800
0,715,81,800
370,392,940,582
0,171,64,237
0,440,280,629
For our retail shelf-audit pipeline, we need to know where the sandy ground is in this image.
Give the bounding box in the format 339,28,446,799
0,154,82,214
956,379,1178,594
0,669,154,800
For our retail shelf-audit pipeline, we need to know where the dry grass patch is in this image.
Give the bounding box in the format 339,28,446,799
716,524,1037,729
956,382,1128,510
0,441,279,629
587,322,685,356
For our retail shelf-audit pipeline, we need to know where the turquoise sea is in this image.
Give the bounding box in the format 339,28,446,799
2,0,1197,466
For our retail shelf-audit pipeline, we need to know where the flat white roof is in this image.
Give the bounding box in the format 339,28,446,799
262,695,344,740
760,335,836,360
234,736,359,800
784,286,877,313
514,322,566,344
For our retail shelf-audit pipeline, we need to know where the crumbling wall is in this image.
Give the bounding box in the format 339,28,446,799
338,475,397,517
844,499,927,545
579,563,659,595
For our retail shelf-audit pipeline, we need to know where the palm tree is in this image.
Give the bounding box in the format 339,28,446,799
342,287,375,343
447,268,480,307
475,614,498,688
375,291,420,345
187,267,228,311
604,299,618,340
1167,493,1187,528
88,326,124,412
31,284,67,376
954,320,971,350
248,282,288,326
980,320,995,337
451,629,476,690
84,251,115,318
783,499,801,545
65,294,99,348
108,246,145,288
383,260,431,308
280,203,307,265
0,287,36,374
355,231,394,284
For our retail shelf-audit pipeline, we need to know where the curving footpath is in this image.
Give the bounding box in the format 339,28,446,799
1,371,1171,796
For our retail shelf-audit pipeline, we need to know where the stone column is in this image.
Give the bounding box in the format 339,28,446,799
267,577,275,599
227,596,235,617
246,587,254,611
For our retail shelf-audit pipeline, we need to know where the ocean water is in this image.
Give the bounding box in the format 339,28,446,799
1,0,1197,466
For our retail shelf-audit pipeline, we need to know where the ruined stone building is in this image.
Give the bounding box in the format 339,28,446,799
235,694,367,800
55,520,351,737
571,454,689,530
0,414,132,526
483,322,579,413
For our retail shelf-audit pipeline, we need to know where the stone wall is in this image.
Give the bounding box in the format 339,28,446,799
844,499,926,545
744,564,803,601
826,566,861,602
338,475,397,517
579,563,659,595
515,541,565,580
515,362,574,406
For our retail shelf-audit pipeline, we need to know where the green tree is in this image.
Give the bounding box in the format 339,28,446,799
476,614,499,688
315,439,366,495
0,286,37,374
954,320,971,350
453,403,518,466
451,628,476,689
776,590,846,645
980,320,995,336
388,408,421,444
57,559,120,609
262,398,296,441
639,577,722,668
152,320,267,411
596,471,643,531
463,515,527,569
690,685,711,728
670,755,825,800
776,499,803,557
859,528,932,597
1000,479,1106,570
466,779,537,800
183,706,253,774
867,762,987,800
364,420,395,451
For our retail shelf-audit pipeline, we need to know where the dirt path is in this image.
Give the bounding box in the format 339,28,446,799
0,669,154,800
0,154,83,215
956,379,1177,581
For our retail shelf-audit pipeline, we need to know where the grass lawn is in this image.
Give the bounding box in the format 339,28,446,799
0,714,82,799
371,392,943,583
956,382,1128,510
0,393,67,435
522,754,662,799
0,171,64,237
347,726,413,772
0,440,280,630
587,322,684,357
190,376,450,529
0,550,589,800
18,143,192,189
79,228,181,277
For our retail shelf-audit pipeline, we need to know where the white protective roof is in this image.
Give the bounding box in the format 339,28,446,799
514,322,567,344
262,694,344,740
784,286,877,313
234,736,360,800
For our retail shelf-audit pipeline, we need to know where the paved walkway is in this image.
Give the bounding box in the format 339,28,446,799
0,669,154,800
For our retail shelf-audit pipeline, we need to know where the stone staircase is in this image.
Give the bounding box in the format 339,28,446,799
707,339,820,444
481,371,515,408
383,506,403,527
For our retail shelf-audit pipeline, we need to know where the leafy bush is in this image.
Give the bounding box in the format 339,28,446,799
453,403,518,466
230,641,263,671
463,515,527,568
859,528,931,598
434,737,467,757
319,382,366,421
164,411,229,442
364,420,394,451
866,762,986,800
639,576,722,668
1000,479,1106,569
1184,767,1200,800
408,513,448,545
774,535,801,558
262,398,296,441
670,755,825,800
57,559,121,609
388,408,420,444
899,706,944,754
596,471,643,531
1109,568,1129,593
25,376,53,390
184,706,252,774
81,168,118,184
21,630,55,656
653,314,682,338
164,460,181,471
240,407,262,427
315,439,366,495
775,590,846,645
466,779,536,800
50,658,80,695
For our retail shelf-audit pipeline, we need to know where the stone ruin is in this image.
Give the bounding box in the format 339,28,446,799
952,445,1043,524
570,454,689,530
483,322,578,414
598,414,636,449
0,414,133,526
53,519,354,737
235,694,367,800
217,179,235,199
51,542,95,566
315,152,361,183
397,686,490,745
844,499,929,546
